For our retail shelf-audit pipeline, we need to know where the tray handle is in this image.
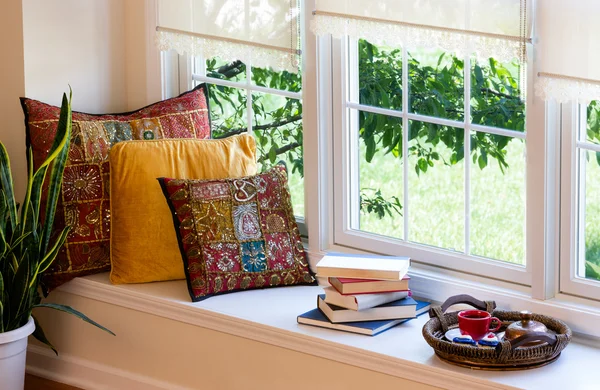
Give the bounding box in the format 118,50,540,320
428,294,497,333
495,332,558,363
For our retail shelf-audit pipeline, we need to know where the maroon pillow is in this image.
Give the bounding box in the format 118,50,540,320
21,84,211,293
159,165,316,302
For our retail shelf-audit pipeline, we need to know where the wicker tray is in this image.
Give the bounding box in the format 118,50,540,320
422,295,572,370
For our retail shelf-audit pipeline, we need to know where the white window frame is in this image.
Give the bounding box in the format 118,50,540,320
160,0,600,335
559,102,600,301
327,35,545,288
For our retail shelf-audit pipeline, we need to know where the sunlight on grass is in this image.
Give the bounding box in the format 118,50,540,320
471,137,525,264
356,135,526,264
584,151,600,278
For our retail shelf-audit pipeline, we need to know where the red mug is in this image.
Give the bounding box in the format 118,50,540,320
458,310,502,341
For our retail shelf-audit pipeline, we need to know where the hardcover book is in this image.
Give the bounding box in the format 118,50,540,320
316,253,410,280
329,276,410,295
297,308,411,336
317,294,430,323
323,286,410,311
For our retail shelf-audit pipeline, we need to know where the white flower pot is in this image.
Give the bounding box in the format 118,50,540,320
0,317,35,390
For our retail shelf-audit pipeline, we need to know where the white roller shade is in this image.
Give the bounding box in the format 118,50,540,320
311,0,531,63
535,0,600,103
156,0,300,72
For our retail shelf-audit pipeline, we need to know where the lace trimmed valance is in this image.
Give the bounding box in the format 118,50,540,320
535,0,600,103
311,0,531,63
156,0,300,73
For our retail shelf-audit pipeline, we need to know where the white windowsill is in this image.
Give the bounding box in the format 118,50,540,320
56,273,599,390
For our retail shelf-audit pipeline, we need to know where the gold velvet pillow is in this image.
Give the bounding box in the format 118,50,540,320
109,134,257,284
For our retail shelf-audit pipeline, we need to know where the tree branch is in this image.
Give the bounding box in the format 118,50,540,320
207,60,245,79
480,88,520,100
214,115,302,139
258,142,301,163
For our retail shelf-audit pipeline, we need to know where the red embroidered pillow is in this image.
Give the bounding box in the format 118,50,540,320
21,84,211,293
159,165,316,302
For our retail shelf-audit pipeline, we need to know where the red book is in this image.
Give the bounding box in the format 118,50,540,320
329,276,410,295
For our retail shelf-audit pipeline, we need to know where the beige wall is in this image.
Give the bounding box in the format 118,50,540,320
32,291,440,390
22,0,128,113
0,0,27,200
0,0,160,200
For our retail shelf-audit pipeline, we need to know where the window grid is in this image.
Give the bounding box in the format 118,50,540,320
345,40,527,263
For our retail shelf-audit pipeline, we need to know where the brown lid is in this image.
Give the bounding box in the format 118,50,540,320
505,311,549,343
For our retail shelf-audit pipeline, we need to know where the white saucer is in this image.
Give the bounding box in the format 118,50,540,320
444,328,504,342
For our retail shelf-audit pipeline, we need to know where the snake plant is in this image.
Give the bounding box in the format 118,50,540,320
0,91,113,353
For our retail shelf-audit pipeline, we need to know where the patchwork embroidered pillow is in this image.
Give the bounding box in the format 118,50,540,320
159,165,316,302
21,84,211,293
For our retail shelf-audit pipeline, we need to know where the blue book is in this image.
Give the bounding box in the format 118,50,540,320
317,294,429,323
297,299,431,336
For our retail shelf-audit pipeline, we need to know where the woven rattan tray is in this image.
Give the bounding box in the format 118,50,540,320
422,295,572,370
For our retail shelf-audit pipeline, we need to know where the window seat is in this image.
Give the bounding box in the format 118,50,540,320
27,273,599,390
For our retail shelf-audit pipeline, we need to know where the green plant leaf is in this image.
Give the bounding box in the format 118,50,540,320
10,256,29,329
40,93,72,256
32,315,57,355
34,303,115,336
0,143,17,231
585,261,600,280
36,227,69,278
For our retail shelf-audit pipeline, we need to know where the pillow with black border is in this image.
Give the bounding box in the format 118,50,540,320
158,164,316,302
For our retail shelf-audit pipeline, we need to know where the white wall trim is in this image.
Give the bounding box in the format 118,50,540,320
54,277,515,390
26,345,190,390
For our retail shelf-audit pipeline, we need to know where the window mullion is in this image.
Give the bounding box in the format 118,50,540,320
402,46,409,242
577,105,588,278
246,61,253,133
464,54,472,256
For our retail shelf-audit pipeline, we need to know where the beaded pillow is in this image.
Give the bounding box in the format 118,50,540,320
21,84,211,293
159,165,316,302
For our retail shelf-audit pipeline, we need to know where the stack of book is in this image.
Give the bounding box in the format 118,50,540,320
297,253,430,336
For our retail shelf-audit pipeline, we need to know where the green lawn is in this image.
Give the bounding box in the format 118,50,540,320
358,135,526,265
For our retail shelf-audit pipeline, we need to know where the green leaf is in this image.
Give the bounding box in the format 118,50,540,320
586,261,600,280
32,315,57,355
418,158,428,173
36,227,69,277
0,143,18,231
41,93,72,256
478,150,488,169
10,256,29,329
34,303,115,336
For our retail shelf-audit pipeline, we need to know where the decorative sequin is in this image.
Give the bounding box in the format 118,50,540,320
241,241,267,272
62,164,103,202
233,203,262,241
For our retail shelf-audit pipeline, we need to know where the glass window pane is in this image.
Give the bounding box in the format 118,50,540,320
251,66,302,93
206,57,246,82
470,58,525,132
470,134,525,264
355,110,404,238
251,92,304,217
408,121,464,252
409,48,464,121
582,150,600,281
205,84,247,138
357,39,402,110
586,100,600,145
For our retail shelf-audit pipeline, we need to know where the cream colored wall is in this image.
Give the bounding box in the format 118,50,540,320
1,0,160,199
124,0,162,111
0,1,27,200
32,291,440,390
22,0,128,113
